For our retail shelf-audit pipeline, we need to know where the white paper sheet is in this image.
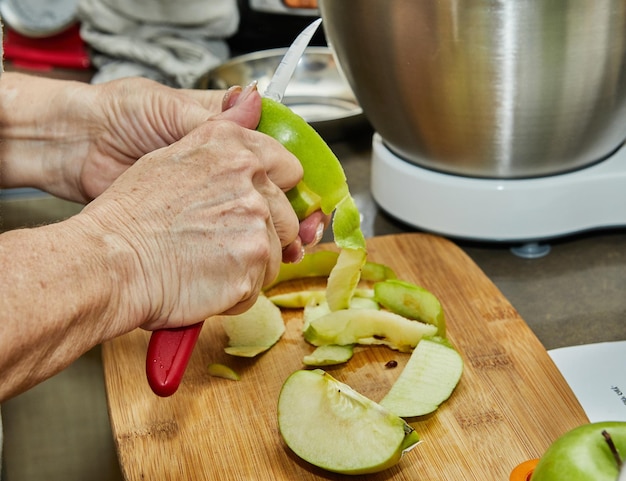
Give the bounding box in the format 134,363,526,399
549,341,626,422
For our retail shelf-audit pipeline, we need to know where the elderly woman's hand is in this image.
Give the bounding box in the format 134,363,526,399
73,84,302,331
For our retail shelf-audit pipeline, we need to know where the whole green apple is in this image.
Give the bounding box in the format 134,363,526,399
531,421,626,481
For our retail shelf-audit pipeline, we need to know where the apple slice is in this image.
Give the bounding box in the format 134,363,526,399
207,363,240,381
302,344,354,366
219,294,285,357
303,303,438,352
277,369,420,474
375,279,447,337
379,337,463,417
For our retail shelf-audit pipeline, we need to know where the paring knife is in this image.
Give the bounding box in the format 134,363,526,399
145,17,323,397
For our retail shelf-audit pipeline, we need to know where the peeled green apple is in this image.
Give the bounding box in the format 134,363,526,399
258,99,366,311
257,98,349,219
531,421,626,481
277,369,420,474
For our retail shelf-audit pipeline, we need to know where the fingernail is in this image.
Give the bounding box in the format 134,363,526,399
235,80,258,105
306,222,325,247
222,85,242,111
295,245,305,263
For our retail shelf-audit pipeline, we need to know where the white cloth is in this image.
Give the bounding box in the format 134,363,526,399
77,0,239,87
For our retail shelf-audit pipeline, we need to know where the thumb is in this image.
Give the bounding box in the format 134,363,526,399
214,82,262,129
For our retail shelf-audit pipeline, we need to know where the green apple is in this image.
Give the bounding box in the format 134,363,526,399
257,98,350,219
531,421,626,481
379,337,463,417
375,279,446,337
277,369,420,474
302,344,354,366
303,301,438,352
219,294,285,357
258,99,367,311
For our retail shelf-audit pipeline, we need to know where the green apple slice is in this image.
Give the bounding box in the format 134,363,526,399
220,294,285,357
303,304,438,352
302,344,354,366
379,337,463,417
375,279,446,337
277,369,420,474
207,363,240,381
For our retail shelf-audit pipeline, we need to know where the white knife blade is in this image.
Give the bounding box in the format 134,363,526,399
263,17,322,103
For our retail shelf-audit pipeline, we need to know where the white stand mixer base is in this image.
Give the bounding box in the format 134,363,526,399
371,133,626,243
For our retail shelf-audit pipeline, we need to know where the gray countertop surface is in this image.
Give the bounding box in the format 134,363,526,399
1,132,625,351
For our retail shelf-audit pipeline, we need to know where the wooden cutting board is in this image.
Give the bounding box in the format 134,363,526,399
102,233,588,480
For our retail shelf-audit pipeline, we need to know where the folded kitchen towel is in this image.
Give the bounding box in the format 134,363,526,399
77,0,238,87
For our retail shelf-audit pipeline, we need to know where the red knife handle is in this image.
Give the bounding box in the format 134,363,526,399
146,321,204,397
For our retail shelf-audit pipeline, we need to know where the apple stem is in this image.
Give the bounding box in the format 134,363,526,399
602,429,623,469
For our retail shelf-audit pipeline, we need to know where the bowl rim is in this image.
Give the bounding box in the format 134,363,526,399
203,46,365,134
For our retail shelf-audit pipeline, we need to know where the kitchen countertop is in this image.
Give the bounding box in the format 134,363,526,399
2,130,625,351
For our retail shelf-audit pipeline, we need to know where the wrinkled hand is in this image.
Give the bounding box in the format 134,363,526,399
78,86,304,331
61,78,226,203
221,84,331,262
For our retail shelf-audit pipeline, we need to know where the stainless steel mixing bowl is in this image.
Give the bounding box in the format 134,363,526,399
320,0,626,178
198,47,366,141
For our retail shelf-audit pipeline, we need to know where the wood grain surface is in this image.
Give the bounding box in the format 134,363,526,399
102,233,588,480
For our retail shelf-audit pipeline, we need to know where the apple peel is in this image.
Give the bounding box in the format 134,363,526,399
302,344,354,366
303,302,438,352
207,363,240,381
